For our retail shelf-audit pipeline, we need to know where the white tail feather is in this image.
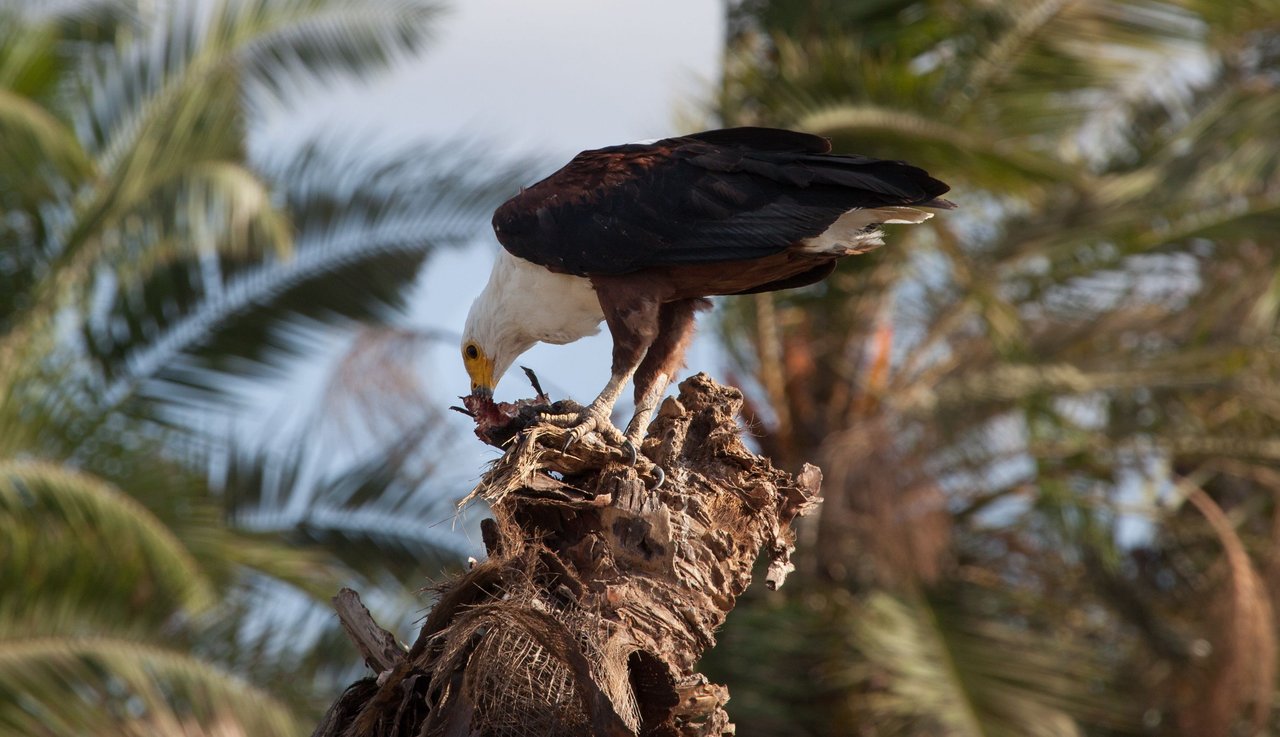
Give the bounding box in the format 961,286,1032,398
800,206,933,255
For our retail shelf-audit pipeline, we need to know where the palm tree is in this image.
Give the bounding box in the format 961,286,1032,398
704,1,1280,735
0,1,518,733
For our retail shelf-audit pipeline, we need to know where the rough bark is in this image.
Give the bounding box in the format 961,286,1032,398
312,373,823,737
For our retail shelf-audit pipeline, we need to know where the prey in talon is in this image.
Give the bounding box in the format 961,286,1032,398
458,368,574,448
459,370,638,465
460,127,953,456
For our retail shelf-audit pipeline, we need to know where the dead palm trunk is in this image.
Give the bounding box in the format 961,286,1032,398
312,374,822,737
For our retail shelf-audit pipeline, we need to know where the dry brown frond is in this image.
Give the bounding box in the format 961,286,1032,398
1173,481,1275,737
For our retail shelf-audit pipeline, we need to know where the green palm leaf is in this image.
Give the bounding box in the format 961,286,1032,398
1,2,481,727
232,0,441,104
0,86,89,189
852,591,1136,737
222,432,474,587
92,140,522,410
0,637,305,737
0,459,217,628
799,105,1076,190
84,160,295,288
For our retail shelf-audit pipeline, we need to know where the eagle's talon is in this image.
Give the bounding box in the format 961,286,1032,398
560,420,596,452
564,423,599,452
649,465,665,490
619,439,638,466
541,405,627,455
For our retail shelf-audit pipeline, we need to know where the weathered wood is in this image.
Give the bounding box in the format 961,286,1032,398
332,588,404,675
314,374,822,737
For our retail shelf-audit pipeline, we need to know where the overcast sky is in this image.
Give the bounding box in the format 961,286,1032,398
259,0,724,154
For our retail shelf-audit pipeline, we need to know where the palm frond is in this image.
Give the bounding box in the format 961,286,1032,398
939,0,1211,160
188,577,381,711
0,459,217,625
851,591,1136,737
77,0,436,158
1145,85,1280,201
1175,0,1280,42
58,56,248,278
221,432,475,587
0,87,85,271
60,0,437,270
697,592,854,735
0,21,92,322
799,105,1076,191
97,223,456,408
70,161,295,305
899,362,1232,414
134,161,290,267
205,532,343,602
1171,481,1275,736
0,637,305,737
0,88,89,185
718,2,1280,735
95,140,522,411
951,0,1083,115
14,0,143,35
229,0,441,108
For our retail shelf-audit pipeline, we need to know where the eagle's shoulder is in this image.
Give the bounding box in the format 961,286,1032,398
491,139,694,272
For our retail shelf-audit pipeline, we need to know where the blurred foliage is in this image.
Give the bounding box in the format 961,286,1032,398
706,1,1280,735
0,0,519,734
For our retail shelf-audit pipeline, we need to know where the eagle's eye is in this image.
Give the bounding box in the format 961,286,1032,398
464,344,480,360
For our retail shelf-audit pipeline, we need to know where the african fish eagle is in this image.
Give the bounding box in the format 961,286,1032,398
461,126,952,452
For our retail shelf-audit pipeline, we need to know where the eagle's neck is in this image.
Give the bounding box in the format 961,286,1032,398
491,249,603,343
469,250,605,382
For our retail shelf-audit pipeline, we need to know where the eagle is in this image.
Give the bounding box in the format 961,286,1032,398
462,127,952,455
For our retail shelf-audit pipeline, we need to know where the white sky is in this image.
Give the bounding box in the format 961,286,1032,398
259,0,724,154
243,0,726,526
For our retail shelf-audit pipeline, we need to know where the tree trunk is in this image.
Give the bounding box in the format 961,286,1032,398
312,374,822,737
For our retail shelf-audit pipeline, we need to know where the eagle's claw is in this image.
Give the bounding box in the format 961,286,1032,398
620,439,638,466
539,405,625,453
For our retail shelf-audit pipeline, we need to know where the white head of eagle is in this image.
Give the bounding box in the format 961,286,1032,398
462,126,953,447
462,248,604,394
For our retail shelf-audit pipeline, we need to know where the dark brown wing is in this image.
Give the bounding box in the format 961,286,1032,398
491,127,950,276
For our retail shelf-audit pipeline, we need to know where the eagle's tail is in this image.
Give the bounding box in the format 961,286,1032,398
799,205,936,256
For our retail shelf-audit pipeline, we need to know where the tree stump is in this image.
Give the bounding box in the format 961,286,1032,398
312,373,822,737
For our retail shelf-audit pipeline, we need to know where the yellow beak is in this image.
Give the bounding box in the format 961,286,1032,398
465,352,496,395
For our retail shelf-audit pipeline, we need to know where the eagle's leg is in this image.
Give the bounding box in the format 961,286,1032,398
539,287,660,451
624,299,705,446
538,369,634,447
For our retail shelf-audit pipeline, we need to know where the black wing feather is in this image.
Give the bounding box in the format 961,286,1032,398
684,126,831,153
492,127,949,276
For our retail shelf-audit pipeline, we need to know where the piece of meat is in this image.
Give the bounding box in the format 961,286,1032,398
458,368,581,448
